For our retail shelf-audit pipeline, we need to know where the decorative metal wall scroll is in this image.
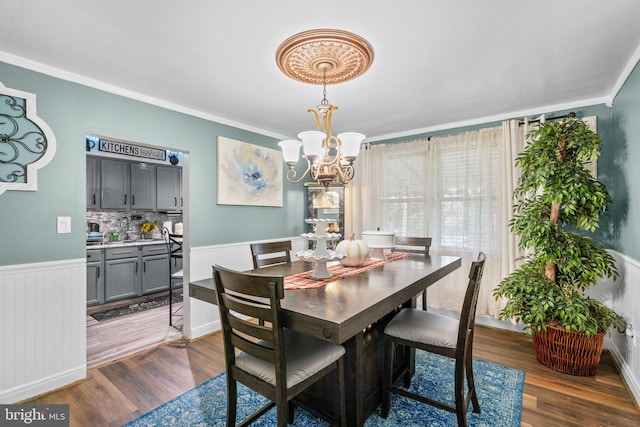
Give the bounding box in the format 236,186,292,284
0,81,56,195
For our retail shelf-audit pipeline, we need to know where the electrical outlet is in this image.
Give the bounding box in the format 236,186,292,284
57,216,71,234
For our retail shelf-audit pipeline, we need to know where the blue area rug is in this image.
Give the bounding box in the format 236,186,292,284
124,350,524,426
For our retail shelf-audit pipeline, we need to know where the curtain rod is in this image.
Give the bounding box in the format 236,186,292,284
519,111,576,126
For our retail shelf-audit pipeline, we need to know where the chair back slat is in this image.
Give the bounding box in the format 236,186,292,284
217,267,285,299
394,236,432,255
250,241,292,269
227,310,274,342
222,292,271,319
230,333,276,363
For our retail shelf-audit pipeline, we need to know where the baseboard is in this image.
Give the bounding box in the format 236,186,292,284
1,365,86,404
186,319,221,340
606,337,640,407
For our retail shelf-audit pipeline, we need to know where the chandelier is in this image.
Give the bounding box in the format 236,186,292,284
275,29,374,190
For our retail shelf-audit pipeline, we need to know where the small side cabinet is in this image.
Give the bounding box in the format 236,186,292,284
86,249,104,306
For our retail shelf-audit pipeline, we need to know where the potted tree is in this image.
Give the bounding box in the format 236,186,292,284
494,117,625,376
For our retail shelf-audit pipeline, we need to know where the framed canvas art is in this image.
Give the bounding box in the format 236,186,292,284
217,136,283,206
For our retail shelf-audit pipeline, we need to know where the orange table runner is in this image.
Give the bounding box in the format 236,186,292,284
284,252,409,290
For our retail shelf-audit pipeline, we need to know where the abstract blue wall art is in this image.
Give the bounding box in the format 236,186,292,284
217,136,283,206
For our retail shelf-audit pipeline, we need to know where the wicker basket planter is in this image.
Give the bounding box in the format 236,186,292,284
532,324,605,376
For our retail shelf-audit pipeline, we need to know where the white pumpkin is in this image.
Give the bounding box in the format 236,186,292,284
336,234,370,266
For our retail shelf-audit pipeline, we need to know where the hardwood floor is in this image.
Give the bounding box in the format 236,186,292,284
27,324,639,426
86,292,184,369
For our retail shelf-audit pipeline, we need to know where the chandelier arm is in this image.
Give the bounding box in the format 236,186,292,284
331,162,355,185
308,109,321,131
326,106,338,139
284,162,311,184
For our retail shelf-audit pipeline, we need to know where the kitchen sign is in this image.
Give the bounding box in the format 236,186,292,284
98,138,166,161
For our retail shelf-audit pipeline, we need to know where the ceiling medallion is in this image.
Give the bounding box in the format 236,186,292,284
276,29,374,85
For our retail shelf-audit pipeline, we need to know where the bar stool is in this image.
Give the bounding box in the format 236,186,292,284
163,227,183,327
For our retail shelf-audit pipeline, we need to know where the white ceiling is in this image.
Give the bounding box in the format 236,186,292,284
2,1,640,142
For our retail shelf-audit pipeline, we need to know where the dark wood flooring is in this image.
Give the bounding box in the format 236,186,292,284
26,323,640,426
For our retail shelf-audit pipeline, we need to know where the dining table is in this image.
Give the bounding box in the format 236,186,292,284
189,252,461,426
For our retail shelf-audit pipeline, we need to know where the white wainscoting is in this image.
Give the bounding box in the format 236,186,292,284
186,237,305,340
589,250,640,404
0,259,86,403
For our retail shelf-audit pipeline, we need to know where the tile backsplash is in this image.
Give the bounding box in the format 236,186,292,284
86,210,183,241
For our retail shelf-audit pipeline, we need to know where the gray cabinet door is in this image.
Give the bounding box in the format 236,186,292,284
101,159,130,210
130,162,156,210
141,254,170,294
86,156,100,209
104,258,139,302
86,262,104,305
156,166,182,211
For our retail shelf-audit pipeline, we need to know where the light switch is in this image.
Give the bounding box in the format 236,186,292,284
57,216,71,234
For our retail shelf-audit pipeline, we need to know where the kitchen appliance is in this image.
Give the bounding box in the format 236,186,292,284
174,222,183,235
86,222,102,245
162,221,173,234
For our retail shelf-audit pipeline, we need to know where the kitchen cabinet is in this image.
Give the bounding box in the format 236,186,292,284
90,157,181,212
101,158,130,210
130,162,156,210
156,165,182,211
104,246,139,302
141,244,170,294
86,249,104,306
86,156,100,209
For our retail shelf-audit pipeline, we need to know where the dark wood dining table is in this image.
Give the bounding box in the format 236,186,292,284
189,253,461,426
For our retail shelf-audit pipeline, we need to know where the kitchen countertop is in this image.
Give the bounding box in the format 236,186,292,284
86,239,167,250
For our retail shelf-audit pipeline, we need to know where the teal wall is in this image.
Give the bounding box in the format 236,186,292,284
611,61,640,260
0,61,306,267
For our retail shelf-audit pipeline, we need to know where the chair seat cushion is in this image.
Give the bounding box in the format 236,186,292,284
384,308,459,348
171,269,184,279
237,329,345,388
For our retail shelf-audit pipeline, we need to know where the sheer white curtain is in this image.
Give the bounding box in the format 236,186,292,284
499,116,544,279
347,127,508,318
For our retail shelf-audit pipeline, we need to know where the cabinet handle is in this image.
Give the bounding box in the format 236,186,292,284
147,247,164,252
97,266,100,278
124,194,127,205
180,197,183,207
143,261,146,273
93,194,96,205
174,197,177,207
111,250,134,255
135,261,138,273
132,194,135,206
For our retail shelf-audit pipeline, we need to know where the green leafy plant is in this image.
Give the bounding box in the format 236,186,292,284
493,117,625,337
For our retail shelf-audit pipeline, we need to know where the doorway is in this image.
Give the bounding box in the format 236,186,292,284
85,136,189,368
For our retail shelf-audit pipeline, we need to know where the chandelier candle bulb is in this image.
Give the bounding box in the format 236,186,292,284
337,132,365,160
299,131,326,160
278,140,303,164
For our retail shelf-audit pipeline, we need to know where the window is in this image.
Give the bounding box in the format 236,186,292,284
373,127,501,253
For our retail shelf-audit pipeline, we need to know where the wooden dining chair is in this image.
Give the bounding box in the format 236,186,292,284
381,252,486,427
213,264,347,427
393,236,432,310
250,240,292,269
